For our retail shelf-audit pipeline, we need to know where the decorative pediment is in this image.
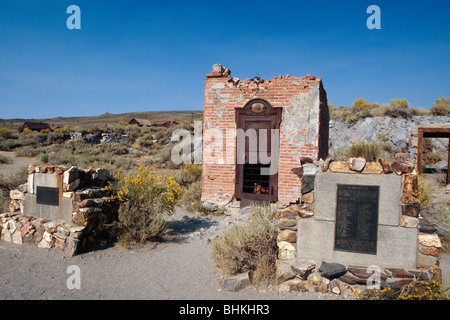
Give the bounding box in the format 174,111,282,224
241,99,273,116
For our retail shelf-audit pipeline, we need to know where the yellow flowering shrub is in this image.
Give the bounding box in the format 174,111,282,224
359,267,449,300
108,166,182,245
418,175,431,210
112,166,181,212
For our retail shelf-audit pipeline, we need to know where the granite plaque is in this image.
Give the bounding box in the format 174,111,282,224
36,186,59,206
334,184,379,254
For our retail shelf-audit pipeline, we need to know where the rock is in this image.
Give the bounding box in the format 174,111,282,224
301,175,315,194
299,157,314,165
276,260,296,284
27,163,36,174
301,192,314,204
55,166,69,175
37,239,52,249
79,199,95,208
12,229,22,244
321,155,332,172
291,260,316,280
279,248,296,260
279,206,300,218
302,163,318,175
419,246,440,257
64,237,80,256
298,206,314,218
329,161,354,173
399,216,419,228
378,158,393,174
401,204,419,217
380,282,402,292
402,174,418,196
307,272,323,285
418,234,442,248
318,283,328,293
277,241,296,251
319,262,347,279
277,279,307,292
291,167,303,177
65,179,80,192
63,166,79,185
329,279,341,295
347,157,366,172
10,190,25,201
278,218,298,228
401,193,419,204
418,220,437,234
221,272,252,292
277,230,297,243
362,161,383,174
385,268,414,279
391,161,414,175
95,168,109,181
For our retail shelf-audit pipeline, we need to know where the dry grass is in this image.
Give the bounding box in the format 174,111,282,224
210,204,279,285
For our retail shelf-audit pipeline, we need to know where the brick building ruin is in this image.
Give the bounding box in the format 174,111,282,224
201,64,329,206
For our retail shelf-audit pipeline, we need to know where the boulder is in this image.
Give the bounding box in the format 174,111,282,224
347,157,366,172
378,158,393,174
291,260,316,280
391,161,414,175
319,262,347,279
277,230,297,243
418,234,442,248
220,272,252,292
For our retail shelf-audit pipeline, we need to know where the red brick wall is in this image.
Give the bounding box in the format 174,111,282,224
202,68,328,206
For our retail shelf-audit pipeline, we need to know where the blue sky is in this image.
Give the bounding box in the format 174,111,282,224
0,0,449,119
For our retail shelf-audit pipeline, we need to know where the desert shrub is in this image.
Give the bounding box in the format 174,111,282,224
359,268,449,300
179,164,202,185
108,166,181,246
344,141,386,161
137,133,155,148
0,127,13,140
0,155,11,165
0,166,28,212
210,204,279,285
422,152,442,165
418,175,432,210
14,145,45,158
179,180,203,212
429,97,450,116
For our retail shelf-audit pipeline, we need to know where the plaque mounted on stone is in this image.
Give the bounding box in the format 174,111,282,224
36,186,59,206
334,184,379,255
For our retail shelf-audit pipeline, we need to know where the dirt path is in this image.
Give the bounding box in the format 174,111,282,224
0,210,338,300
0,151,36,176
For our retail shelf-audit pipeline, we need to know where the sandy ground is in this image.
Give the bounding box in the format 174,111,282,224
0,151,35,176
0,209,340,300
0,154,448,300
0,207,448,300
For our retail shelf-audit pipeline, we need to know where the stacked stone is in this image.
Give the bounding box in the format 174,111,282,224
3,164,119,256
275,156,443,294
0,213,84,255
276,260,437,296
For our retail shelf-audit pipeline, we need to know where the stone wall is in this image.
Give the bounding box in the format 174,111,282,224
275,157,442,295
1,164,119,255
202,64,329,205
329,115,450,164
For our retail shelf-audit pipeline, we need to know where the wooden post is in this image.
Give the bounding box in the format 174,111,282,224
417,130,423,176
447,137,450,184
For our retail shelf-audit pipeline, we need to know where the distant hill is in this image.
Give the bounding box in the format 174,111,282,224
0,110,204,131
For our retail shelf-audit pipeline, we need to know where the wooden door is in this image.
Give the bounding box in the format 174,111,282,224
235,100,281,204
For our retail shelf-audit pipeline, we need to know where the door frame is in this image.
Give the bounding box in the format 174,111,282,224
235,99,281,203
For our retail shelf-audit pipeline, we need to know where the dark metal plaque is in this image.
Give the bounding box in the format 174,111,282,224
334,184,379,255
36,186,59,206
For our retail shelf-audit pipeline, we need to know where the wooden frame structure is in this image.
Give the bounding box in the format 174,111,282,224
416,123,450,184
